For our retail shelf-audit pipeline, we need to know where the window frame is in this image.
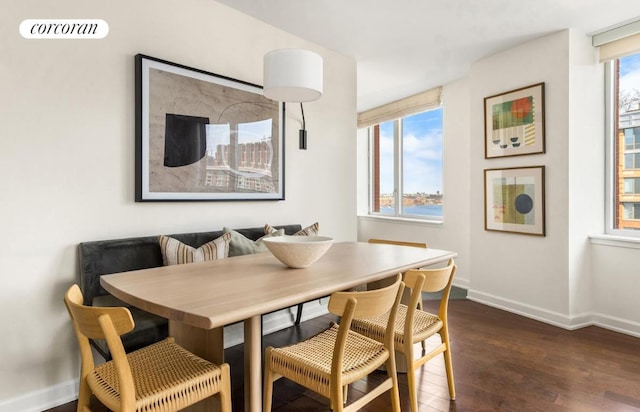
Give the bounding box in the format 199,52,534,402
367,108,443,222
605,59,640,237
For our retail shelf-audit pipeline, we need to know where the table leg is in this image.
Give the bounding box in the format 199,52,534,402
244,315,262,412
170,320,224,411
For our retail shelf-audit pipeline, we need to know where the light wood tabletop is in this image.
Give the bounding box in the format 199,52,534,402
101,241,457,412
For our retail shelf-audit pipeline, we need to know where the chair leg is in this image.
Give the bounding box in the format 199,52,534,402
295,303,303,325
407,364,419,412
386,354,402,412
76,377,91,412
405,345,420,412
417,300,426,352
219,363,232,412
330,378,344,412
441,330,456,400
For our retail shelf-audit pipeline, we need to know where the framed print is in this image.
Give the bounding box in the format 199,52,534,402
484,82,545,159
135,54,285,201
484,166,545,236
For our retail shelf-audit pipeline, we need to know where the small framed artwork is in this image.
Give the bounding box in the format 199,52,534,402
484,82,545,159
484,166,545,236
135,54,285,201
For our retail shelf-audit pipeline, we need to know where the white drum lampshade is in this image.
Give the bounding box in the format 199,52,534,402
263,49,323,102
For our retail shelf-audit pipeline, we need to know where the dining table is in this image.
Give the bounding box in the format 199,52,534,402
100,241,457,412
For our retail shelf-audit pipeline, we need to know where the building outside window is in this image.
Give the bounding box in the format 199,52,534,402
612,52,640,232
369,107,443,220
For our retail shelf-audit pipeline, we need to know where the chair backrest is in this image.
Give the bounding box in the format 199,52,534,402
403,259,456,337
403,258,456,294
367,238,428,248
64,284,137,408
65,285,135,339
327,274,404,386
327,273,403,320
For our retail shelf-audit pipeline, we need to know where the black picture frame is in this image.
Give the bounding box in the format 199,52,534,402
135,54,285,201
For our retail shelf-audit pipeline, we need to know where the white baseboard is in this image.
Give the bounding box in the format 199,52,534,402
592,312,640,338
452,277,470,290
3,302,329,412
467,289,593,330
0,379,78,412
466,289,640,338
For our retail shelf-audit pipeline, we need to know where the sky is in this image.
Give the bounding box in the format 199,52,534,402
619,53,640,112
378,108,443,195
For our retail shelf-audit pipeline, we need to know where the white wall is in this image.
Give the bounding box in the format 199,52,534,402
469,31,573,320
359,29,640,337
591,241,640,335
567,29,603,321
0,0,356,410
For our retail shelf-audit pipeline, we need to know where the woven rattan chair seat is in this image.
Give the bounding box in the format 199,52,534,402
352,304,443,347
88,338,226,411
269,324,389,397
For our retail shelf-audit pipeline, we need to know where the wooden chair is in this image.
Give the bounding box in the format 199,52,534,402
367,238,430,322
263,275,405,412
351,259,457,412
64,284,232,412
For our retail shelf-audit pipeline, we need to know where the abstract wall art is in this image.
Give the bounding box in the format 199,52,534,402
484,83,545,159
135,54,285,201
484,166,545,236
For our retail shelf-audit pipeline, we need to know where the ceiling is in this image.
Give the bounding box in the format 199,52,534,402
216,0,640,111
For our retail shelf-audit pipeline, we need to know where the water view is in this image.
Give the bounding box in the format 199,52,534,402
379,203,442,217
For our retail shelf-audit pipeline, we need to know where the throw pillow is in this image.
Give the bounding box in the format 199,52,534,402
224,227,285,257
264,222,319,236
159,233,231,266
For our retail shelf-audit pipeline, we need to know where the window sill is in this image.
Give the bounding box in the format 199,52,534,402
589,234,640,249
357,214,443,226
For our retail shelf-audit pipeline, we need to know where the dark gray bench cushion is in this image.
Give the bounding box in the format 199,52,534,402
78,224,302,360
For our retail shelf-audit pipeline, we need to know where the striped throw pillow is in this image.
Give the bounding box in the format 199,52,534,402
159,232,231,266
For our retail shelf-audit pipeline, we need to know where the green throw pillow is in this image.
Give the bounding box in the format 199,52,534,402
223,227,284,257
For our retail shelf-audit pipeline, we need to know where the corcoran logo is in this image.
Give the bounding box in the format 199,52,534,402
19,19,109,39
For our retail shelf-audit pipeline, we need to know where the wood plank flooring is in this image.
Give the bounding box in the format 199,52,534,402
47,299,640,411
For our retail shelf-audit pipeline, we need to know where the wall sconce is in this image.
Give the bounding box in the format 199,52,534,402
263,49,323,150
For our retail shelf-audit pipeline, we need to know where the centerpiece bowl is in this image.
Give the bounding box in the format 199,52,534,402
262,236,334,268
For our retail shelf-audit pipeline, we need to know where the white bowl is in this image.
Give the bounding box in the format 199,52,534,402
262,236,334,268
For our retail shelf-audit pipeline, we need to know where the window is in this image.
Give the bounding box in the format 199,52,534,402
623,203,640,220
369,107,443,220
625,152,640,169
605,51,640,234
624,178,640,194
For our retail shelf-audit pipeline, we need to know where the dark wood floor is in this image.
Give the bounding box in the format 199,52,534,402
48,299,640,411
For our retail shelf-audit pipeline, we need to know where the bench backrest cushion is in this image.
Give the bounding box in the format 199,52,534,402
78,224,302,305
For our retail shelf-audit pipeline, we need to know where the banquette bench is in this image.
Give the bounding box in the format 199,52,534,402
78,224,303,360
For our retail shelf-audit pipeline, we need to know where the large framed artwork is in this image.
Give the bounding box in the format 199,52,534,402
484,166,545,236
135,54,285,201
484,82,545,159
